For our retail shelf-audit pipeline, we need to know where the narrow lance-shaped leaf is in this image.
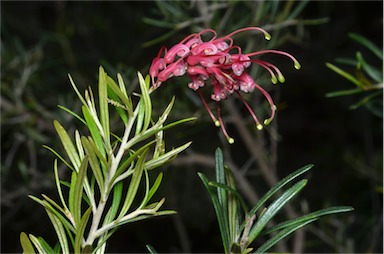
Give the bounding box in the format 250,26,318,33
137,72,152,132
215,148,227,207
117,149,148,220
73,157,89,226
57,105,86,125
356,51,383,83
82,105,105,155
247,179,308,243
255,218,318,253
28,234,47,254
53,159,71,217
146,173,163,205
349,33,383,60
36,237,55,254
68,172,77,220
43,145,74,172
135,98,146,134
106,75,133,117
28,196,76,236
198,172,231,253
46,209,70,254
103,181,124,225
249,164,313,217
145,142,192,170
98,66,111,149
263,206,354,235
107,85,129,125
325,63,364,89
82,137,104,196
53,120,81,171
109,141,155,190
20,232,36,254
74,207,92,254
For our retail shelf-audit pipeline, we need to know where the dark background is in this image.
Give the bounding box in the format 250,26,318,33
1,1,382,253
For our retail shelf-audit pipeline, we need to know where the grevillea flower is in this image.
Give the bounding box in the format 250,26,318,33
149,27,301,144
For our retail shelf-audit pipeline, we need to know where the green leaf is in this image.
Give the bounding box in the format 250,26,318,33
68,74,87,106
135,98,146,134
356,51,383,83
145,141,192,170
73,157,89,226
46,209,70,254
106,76,133,117
36,237,55,254
57,105,86,125
41,194,65,216
54,159,70,216
349,33,383,60
82,106,105,155
109,140,155,190
263,206,354,235
104,181,124,225
20,232,36,254
138,164,151,209
248,179,308,243
208,181,248,220
28,234,47,254
215,148,227,207
249,164,313,217
117,149,148,220
286,0,309,20
54,120,81,171
325,87,367,98
82,137,104,195
325,62,364,88
255,218,318,253
198,172,231,253
98,66,111,149
28,196,76,235
68,171,77,222
74,207,92,254
107,86,129,125
350,90,383,110
146,245,158,254
43,145,74,172
75,130,84,160
146,173,163,205
137,72,152,132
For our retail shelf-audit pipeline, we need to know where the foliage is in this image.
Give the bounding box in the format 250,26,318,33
20,67,194,253
198,148,353,253
326,33,383,117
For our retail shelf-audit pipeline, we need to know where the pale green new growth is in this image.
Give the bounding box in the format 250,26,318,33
21,66,193,254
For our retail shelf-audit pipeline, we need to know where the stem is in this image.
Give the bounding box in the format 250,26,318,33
83,100,141,248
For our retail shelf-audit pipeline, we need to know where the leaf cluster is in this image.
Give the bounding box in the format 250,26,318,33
20,67,194,254
199,148,353,253
326,33,383,116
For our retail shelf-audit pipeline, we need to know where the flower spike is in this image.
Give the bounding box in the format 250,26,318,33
149,27,301,143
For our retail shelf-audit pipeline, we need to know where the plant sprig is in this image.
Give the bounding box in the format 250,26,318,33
198,148,354,253
20,66,194,254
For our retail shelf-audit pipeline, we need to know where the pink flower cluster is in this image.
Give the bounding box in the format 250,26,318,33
150,27,300,143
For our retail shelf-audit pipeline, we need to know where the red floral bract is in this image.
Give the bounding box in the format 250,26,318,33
150,27,301,144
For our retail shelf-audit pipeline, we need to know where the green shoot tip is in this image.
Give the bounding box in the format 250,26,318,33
228,137,235,144
256,124,263,130
271,76,278,84
214,120,220,127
